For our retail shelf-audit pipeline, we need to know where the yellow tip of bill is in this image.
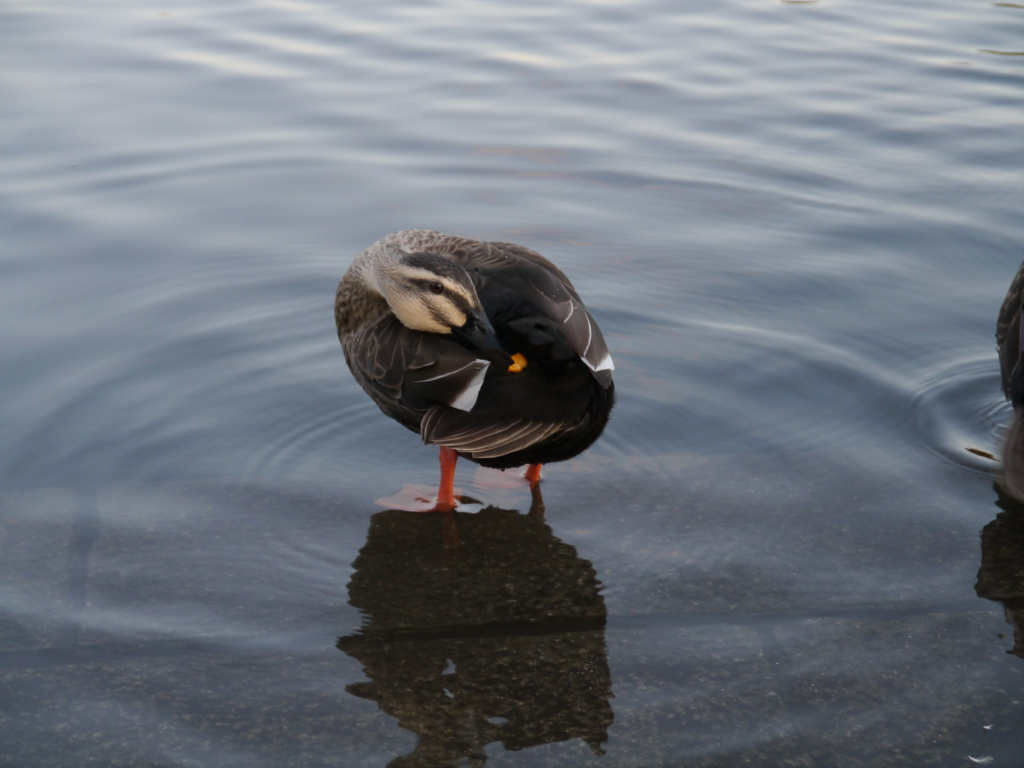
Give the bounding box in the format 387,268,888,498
507,353,528,373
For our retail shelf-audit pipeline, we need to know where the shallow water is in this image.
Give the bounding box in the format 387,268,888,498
1,0,1023,765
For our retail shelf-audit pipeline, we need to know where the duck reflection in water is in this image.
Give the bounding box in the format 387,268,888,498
337,489,613,767
979,260,1024,658
976,481,1024,659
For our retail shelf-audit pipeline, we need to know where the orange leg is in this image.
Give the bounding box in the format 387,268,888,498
435,446,459,510
524,463,542,487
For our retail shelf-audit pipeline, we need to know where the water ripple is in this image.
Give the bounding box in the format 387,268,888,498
244,400,384,483
909,354,1010,474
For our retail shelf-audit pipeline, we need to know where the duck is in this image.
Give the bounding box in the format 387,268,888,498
997,259,1024,409
334,230,615,510
996,260,1024,500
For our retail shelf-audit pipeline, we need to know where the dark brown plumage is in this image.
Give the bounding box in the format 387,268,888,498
335,230,615,506
998,260,1024,409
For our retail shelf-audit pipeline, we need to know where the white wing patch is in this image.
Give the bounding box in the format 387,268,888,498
449,361,490,411
583,351,615,373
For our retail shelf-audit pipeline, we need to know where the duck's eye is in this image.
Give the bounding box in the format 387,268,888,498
428,281,445,295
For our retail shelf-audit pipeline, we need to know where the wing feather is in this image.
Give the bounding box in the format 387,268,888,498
441,421,530,452
346,314,490,412
470,422,564,459
421,405,564,459
450,240,614,386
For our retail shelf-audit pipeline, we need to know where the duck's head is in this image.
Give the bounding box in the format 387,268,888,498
371,250,501,350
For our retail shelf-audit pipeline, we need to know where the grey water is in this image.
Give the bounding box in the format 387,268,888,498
1,0,1022,764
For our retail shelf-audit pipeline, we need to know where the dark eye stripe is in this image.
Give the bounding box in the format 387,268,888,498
413,279,477,315
448,293,475,316
429,306,452,327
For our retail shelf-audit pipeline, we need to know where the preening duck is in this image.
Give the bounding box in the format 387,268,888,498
998,260,1024,409
335,230,615,510
996,260,1024,500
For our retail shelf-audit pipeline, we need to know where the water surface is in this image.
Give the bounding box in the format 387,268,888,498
1,0,1022,764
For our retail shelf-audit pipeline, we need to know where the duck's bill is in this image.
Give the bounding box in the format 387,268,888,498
451,312,502,351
